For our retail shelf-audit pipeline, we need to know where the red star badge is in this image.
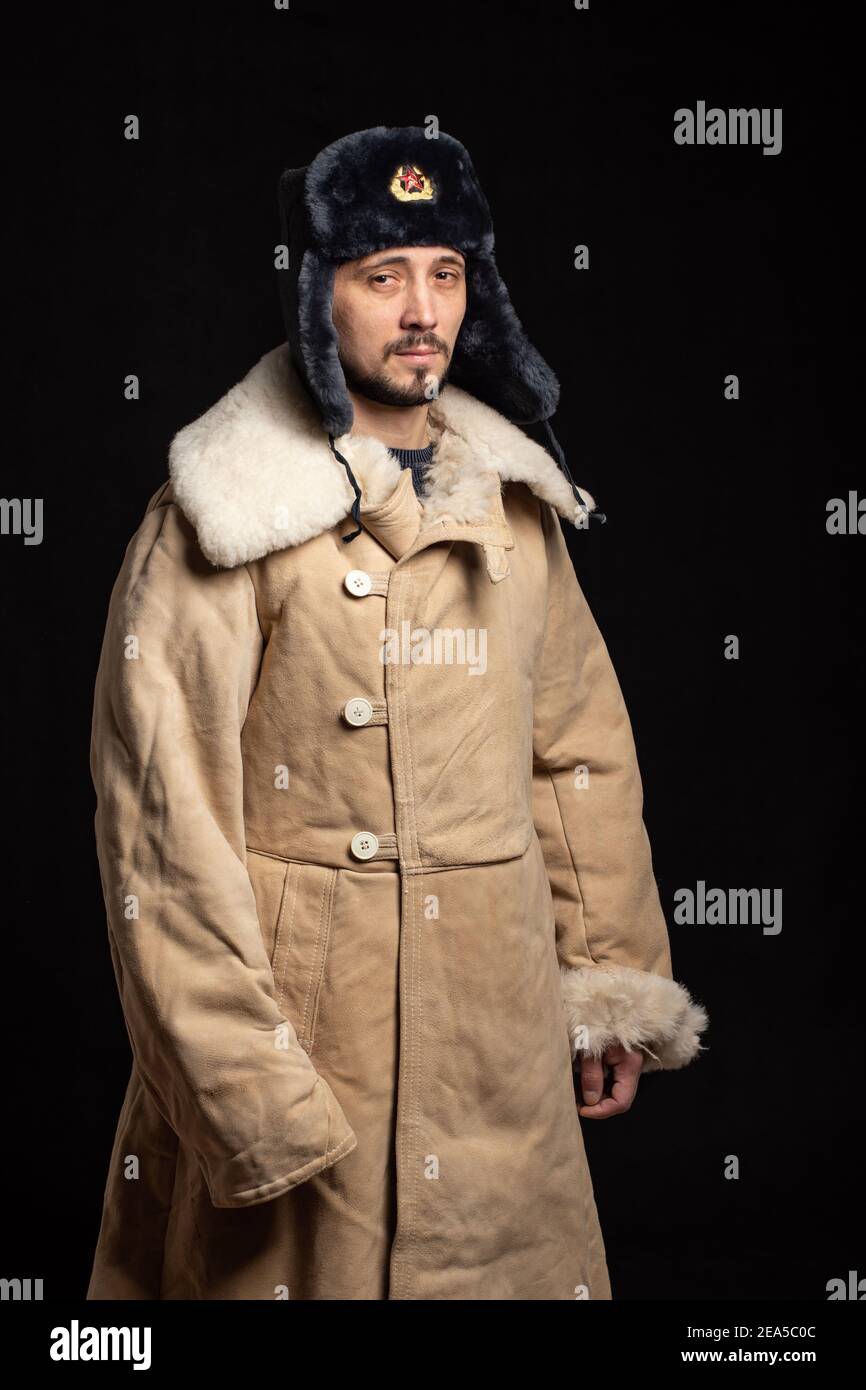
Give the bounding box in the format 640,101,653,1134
398,164,425,195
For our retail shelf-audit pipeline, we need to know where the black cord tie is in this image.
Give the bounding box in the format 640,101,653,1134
329,434,363,542
541,419,607,526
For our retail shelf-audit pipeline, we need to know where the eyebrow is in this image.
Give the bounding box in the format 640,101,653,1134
354,252,466,276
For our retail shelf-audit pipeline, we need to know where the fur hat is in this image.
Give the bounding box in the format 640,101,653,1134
275,124,604,529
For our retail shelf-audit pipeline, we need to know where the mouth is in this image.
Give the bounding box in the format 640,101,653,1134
394,348,440,362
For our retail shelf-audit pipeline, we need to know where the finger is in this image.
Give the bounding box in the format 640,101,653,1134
579,1056,605,1107
578,1094,629,1119
578,1066,639,1119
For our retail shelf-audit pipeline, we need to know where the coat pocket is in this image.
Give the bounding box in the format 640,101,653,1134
246,850,338,1056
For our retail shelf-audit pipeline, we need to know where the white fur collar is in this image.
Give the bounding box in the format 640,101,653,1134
168,342,596,569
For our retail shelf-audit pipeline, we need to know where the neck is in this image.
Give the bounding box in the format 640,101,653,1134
347,389,431,450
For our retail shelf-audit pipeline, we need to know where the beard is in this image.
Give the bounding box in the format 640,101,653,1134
338,346,452,408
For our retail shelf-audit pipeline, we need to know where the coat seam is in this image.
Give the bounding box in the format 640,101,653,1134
401,573,421,867
298,868,325,1041
243,562,267,643
387,569,422,1299
544,766,595,966
415,876,423,1297
407,585,422,1299
302,868,335,1051
283,865,301,1000
270,860,294,1012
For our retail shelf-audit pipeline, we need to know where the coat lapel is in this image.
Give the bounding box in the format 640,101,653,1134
356,466,421,560
168,342,596,572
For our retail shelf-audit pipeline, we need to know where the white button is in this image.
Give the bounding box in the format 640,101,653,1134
344,569,372,597
350,831,379,860
343,697,373,727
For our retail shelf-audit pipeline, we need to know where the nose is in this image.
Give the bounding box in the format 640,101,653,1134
399,280,438,334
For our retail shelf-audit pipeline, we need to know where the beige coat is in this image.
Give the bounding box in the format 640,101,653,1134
86,342,708,1301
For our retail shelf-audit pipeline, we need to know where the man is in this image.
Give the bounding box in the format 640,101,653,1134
86,125,708,1301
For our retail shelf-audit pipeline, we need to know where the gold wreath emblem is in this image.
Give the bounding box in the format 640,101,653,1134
389,162,436,201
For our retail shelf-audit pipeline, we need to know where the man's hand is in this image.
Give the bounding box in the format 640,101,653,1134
577,1044,645,1119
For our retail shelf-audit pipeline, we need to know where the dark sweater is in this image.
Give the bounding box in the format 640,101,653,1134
387,441,434,497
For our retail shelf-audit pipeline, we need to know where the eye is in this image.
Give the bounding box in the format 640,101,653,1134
370,273,397,286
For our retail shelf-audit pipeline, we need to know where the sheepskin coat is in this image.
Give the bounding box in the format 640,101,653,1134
86,342,708,1301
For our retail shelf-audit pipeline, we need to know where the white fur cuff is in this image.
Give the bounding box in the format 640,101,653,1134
560,962,709,1072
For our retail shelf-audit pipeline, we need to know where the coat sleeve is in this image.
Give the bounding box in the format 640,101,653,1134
531,500,708,1072
91,494,358,1207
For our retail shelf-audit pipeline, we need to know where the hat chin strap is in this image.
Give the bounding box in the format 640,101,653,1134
329,434,364,543
540,419,607,526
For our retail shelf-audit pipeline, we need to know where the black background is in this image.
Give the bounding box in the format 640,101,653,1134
2,0,862,1303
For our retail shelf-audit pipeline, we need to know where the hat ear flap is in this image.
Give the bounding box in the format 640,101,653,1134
276,165,354,437
296,249,354,437
452,252,560,424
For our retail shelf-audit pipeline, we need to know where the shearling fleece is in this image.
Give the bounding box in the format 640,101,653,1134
168,341,595,571
560,962,709,1072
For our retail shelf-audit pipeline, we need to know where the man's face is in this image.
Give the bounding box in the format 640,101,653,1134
331,244,467,409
